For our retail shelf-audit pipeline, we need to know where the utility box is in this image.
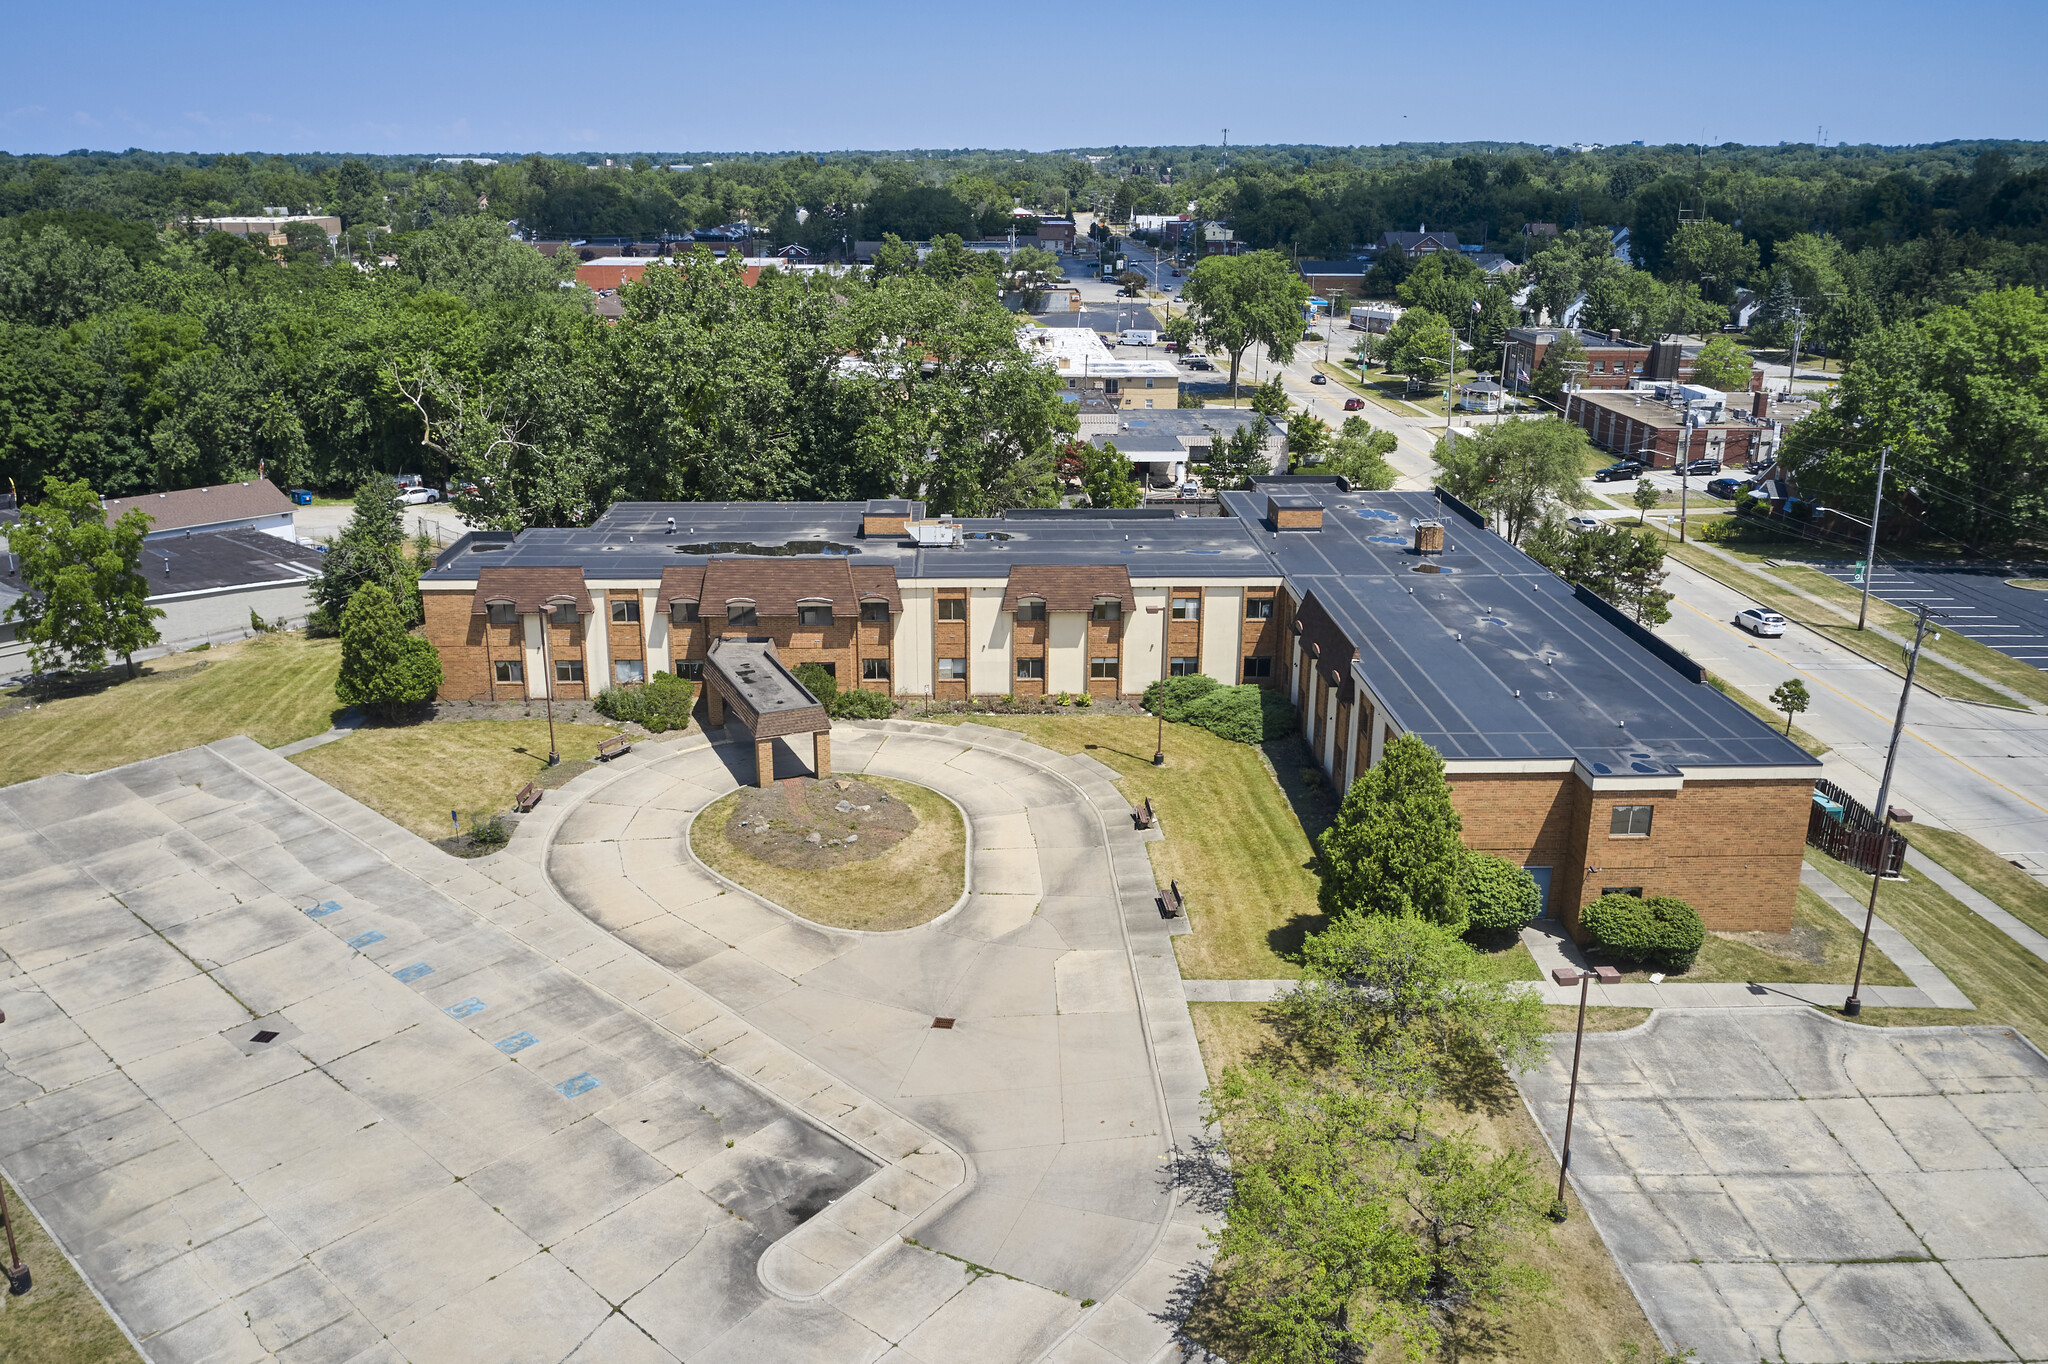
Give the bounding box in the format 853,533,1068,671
906,519,962,547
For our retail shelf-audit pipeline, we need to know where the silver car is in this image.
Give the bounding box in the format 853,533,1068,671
1735,607,1787,637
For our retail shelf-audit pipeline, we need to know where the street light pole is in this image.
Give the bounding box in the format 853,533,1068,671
1845,601,1942,1016
538,604,562,766
1857,444,1890,630
1555,968,1591,1212
1153,709,1165,766
0,1170,29,1294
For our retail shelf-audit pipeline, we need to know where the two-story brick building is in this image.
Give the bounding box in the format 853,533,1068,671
1504,326,1654,392
420,481,1817,938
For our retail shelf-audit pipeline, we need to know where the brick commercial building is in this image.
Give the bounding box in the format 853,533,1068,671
1569,384,1794,470
420,481,1817,937
1504,326,1653,392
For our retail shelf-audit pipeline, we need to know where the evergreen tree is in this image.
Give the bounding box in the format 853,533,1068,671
312,475,419,630
1316,735,1468,932
334,582,442,718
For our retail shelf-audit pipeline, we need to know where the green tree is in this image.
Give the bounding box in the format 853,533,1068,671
1531,328,1589,402
1182,250,1312,399
1162,310,1197,357
0,226,136,326
1524,521,1673,624
1381,306,1456,389
1081,440,1141,508
312,475,423,630
1691,335,1754,391
1632,479,1661,523
868,233,918,280
334,581,442,718
1248,376,1290,420
1769,678,1811,734
1460,853,1543,938
1287,413,1332,465
1316,734,1468,931
1203,420,1270,490
1433,417,1591,546
1325,418,1398,489
2,475,162,681
396,216,566,304
1666,219,1759,301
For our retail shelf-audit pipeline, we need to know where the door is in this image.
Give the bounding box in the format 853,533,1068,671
1526,867,1553,918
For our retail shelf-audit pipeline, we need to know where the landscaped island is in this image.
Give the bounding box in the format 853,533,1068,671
688,775,965,932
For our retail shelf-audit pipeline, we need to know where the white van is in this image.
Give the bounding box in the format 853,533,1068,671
1120,329,1158,347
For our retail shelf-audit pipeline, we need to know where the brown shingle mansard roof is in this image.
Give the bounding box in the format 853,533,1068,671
849,564,902,613
659,565,706,605
103,480,294,533
1000,565,1136,613
472,566,594,616
700,560,862,617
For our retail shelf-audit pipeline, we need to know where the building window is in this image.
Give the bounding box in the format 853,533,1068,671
1170,596,1200,620
1592,361,1606,374
610,599,640,624
671,600,699,625
1601,886,1644,899
615,659,645,684
1091,599,1122,621
1090,657,1119,680
1016,657,1045,680
812,661,836,677
549,603,577,626
937,657,967,680
727,602,757,627
1169,656,1200,676
487,601,517,625
1609,805,1654,837
674,660,703,681
1015,599,1045,621
494,660,523,684
936,597,967,621
555,659,584,684
1144,399,1154,408
862,657,890,681
1242,655,1273,680
798,603,832,627
1245,597,1274,620
860,600,889,623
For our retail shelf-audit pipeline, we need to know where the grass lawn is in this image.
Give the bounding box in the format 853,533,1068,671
689,778,964,931
1705,672,1829,756
1187,1003,1667,1364
1664,540,2015,707
1541,1005,1652,1033
1588,885,1908,988
291,719,623,839
0,1176,141,1362
1312,362,1435,420
1908,825,2048,940
1808,844,2048,1052
0,634,344,788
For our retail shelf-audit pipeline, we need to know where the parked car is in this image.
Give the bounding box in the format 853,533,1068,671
1684,457,1720,477
1178,480,1202,499
1343,397,1365,411
1310,373,1328,385
1743,460,1773,476
1186,357,1215,371
1735,608,1788,636
1706,477,1751,499
1565,515,1601,533
393,473,424,489
399,486,441,505
1592,461,1643,482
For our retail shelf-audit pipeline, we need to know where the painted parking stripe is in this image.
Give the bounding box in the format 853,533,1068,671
554,1073,600,1098
306,900,342,918
392,962,434,983
495,1032,538,1055
444,997,486,1019
346,931,385,950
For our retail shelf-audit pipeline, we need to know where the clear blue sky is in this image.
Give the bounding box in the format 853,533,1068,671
5,0,2041,156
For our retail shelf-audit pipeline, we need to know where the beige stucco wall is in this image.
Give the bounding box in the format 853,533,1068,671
969,586,1010,695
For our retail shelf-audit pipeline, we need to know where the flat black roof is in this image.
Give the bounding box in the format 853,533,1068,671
137,528,324,598
1223,483,1815,773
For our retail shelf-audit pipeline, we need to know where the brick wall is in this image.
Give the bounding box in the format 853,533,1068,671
1012,616,1047,697
1243,590,1279,684
934,592,968,699
1167,587,1202,673
856,616,893,692
1088,614,1125,698
425,592,490,700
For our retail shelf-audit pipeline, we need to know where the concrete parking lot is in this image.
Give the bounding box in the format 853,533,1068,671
1525,1010,2048,1363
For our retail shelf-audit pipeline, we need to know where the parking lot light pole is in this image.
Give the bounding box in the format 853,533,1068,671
1153,709,1165,766
1845,601,1941,1016
1551,964,1621,1217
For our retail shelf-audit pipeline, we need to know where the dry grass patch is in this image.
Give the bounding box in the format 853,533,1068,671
292,719,621,839
0,633,343,787
1187,1003,1666,1364
1541,1005,1653,1033
690,777,964,931
0,1177,141,1363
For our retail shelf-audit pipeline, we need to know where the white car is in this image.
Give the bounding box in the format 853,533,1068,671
1735,608,1787,637
1564,515,1601,533
399,486,441,505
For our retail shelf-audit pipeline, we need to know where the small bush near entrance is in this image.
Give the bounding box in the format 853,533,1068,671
1582,893,1705,972
1462,852,1542,939
592,671,695,732
1143,673,1221,720
1183,684,1297,744
793,662,839,706
832,688,894,719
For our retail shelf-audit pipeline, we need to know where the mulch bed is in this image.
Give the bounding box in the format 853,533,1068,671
721,776,917,870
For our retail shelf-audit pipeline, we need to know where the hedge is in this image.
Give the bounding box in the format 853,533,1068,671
1143,675,1296,745
1581,893,1705,972
592,671,695,732
1461,852,1541,938
1142,673,1221,721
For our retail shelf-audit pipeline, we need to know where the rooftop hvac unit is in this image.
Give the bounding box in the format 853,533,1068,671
906,519,962,547
1413,520,1445,554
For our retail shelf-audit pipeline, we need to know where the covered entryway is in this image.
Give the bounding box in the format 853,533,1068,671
701,637,831,787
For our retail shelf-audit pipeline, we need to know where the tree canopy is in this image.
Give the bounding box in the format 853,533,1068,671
1433,417,1591,546
1,475,161,679
1182,251,1312,398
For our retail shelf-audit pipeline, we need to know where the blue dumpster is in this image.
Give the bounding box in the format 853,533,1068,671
289,488,314,506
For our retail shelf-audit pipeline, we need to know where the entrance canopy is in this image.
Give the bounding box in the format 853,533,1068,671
701,638,831,786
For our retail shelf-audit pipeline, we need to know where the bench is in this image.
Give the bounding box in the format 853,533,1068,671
514,781,542,813
1133,797,1156,831
596,734,633,762
1160,879,1185,919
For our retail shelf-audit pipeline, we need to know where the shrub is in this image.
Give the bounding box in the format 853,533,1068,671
1581,893,1704,972
592,670,696,732
304,606,338,638
1183,684,1299,744
1143,672,1222,721
1073,690,1091,706
335,582,441,718
1315,734,1467,931
831,687,894,719
463,810,509,848
792,662,839,706
1461,852,1542,938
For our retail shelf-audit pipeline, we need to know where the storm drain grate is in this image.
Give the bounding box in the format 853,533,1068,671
250,1030,279,1045
931,1018,955,1029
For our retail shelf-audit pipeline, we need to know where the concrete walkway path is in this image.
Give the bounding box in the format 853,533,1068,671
1905,848,2048,969
272,708,364,756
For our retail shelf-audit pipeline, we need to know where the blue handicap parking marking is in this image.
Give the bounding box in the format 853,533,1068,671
346,931,385,950
554,1072,601,1099
494,1031,538,1055
444,997,486,1019
306,900,342,918
392,962,434,983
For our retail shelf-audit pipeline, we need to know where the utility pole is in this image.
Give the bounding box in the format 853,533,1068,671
1786,301,1807,396
1844,602,1943,1016
1857,445,1890,630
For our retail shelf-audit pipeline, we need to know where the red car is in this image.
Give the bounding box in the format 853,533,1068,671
1343,397,1365,411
